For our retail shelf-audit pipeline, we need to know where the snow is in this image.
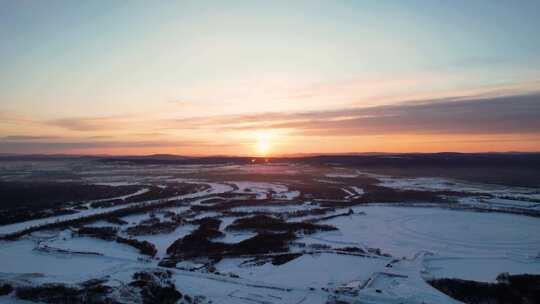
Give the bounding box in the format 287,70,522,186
376,176,468,192
370,173,540,212
2,162,540,304
231,202,317,214
162,205,190,214
198,182,235,196
0,240,134,283
92,181,140,187
273,190,301,200
287,208,345,223
342,187,355,197
342,186,364,199
3,202,536,303
106,188,150,201
458,196,540,211
216,253,389,289
313,178,342,184
229,181,291,200
0,182,233,236
85,220,121,228
351,186,365,195
304,206,540,258
193,212,221,220
43,233,141,260
218,216,237,231
131,224,196,258
0,295,36,304
171,270,327,304
325,173,359,178
218,231,257,243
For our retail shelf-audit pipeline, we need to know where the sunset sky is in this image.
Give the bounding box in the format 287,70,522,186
1,0,540,156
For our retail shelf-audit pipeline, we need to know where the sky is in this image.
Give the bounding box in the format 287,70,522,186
1,0,540,156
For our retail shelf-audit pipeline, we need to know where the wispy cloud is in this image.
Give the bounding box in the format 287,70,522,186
1,135,59,141
2,85,539,154
46,117,126,131
163,92,540,137
0,139,234,154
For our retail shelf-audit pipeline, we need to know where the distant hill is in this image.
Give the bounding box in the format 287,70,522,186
100,152,540,187
1,152,539,187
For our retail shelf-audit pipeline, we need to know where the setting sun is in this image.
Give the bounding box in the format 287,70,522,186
255,131,272,156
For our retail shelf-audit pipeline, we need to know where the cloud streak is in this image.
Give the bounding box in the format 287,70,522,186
2,91,539,154
46,117,127,132
1,135,59,141
0,139,234,154
164,92,540,137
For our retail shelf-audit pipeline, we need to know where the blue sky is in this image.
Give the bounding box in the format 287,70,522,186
1,0,540,154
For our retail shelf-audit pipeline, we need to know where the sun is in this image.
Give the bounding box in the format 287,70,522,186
255,131,272,156
256,138,270,156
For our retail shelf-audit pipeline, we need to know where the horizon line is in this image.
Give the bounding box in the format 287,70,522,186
2,151,540,158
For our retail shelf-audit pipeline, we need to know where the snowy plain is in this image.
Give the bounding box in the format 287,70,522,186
1,162,539,304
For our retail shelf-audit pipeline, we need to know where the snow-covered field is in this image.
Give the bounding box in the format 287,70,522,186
1,161,539,304
368,173,540,211
320,206,540,258
216,253,389,289
228,181,300,200
0,239,136,284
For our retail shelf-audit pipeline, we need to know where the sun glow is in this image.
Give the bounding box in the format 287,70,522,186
255,131,272,156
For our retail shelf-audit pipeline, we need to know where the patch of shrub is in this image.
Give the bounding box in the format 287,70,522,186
166,218,225,258
140,282,181,304
122,184,201,204
309,243,332,250
336,246,365,253
166,229,296,261
190,198,305,212
428,273,540,304
77,226,118,240
270,253,302,265
188,217,223,239
308,208,354,222
15,280,120,304
290,181,351,200
0,181,141,225
2,197,194,240
0,283,13,296
226,215,337,234
117,237,157,257
199,197,227,204
16,284,81,303
233,232,296,255
76,226,157,257
130,271,182,304
164,216,304,261
356,185,447,204
191,217,221,230
126,220,180,236
287,207,336,218
90,199,124,209
104,216,128,225
239,252,303,267
141,215,161,225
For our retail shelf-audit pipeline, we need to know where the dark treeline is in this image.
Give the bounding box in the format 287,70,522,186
429,273,540,304
0,195,202,240
0,182,142,225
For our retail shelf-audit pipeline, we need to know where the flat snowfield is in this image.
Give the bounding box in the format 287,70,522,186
309,206,540,258
0,161,539,304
